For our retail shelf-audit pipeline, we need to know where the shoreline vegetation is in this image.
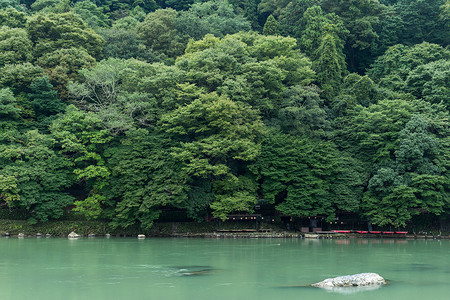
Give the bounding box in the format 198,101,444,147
1,219,449,239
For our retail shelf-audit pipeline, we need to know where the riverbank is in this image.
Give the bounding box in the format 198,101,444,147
1,219,450,239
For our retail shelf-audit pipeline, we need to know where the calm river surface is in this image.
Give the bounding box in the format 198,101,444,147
1,237,449,300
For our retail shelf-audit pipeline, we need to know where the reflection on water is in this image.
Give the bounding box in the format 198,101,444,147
320,285,383,294
0,238,449,300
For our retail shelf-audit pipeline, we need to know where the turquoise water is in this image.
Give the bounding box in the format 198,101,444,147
0,238,449,300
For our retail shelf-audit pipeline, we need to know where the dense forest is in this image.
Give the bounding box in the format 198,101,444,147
0,0,448,230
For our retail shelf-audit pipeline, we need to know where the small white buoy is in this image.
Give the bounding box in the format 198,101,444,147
137,234,146,239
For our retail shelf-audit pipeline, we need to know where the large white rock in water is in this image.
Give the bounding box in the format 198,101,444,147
312,273,386,288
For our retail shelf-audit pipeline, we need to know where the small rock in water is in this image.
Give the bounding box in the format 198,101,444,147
18,233,25,238
105,234,111,238
138,234,146,239
312,273,386,288
68,232,81,238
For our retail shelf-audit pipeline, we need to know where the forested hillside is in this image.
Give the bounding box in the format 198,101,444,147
0,0,448,230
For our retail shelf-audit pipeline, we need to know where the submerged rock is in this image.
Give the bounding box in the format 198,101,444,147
312,273,386,288
173,266,215,276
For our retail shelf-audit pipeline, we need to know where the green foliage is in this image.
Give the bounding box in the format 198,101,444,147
160,92,265,218
277,85,330,137
297,6,347,97
362,115,449,227
50,105,112,219
68,58,160,133
393,0,449,46
0,7,27,28
0,88,21,123
320,0,386,72
105,128,187,230
177,0,252,40
335,98,416,165
101,27,161,62
73,0,110,29
368,42,450,88
0,175,20,205
405,59,450,109
0,0,24,11
263,14,279,35
30,0,71,13
137,8,185,58
0,26,33,67
177,32,315,115
0,130,74,223
0,63,46,94
27,12,105,59
28,76,65,118
278,0,319,37
251,132,342,220
37,47,96,98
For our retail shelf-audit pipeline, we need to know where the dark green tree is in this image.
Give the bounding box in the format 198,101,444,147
362,115,448,227
28,76,66,123
50,105,112,219
105,128,187,230
160,92,265,220
0,130,74,223
263,14,279,35
251,131,340,220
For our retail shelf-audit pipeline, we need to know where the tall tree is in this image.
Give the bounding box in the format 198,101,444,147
160,92,265,220
363,116,448,227
320,0,386,72
50,105,112,219
0,130,74,223
105,128,187,230
263,14,279,35
251,131,341,220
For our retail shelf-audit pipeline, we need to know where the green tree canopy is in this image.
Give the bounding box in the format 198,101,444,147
27,12,105,59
